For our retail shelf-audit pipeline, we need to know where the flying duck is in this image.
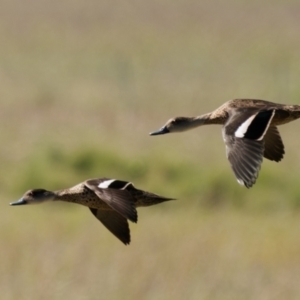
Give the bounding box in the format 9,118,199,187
150,99,300,188
10,178,173,244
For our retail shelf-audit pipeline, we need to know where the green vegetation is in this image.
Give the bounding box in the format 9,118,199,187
2,0,300,299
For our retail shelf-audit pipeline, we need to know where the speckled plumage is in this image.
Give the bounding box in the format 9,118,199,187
57,180,171,209
56,183,113,210
10,178,173,245
150,99,300,188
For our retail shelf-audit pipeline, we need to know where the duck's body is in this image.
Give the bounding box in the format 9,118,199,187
10,178,173,245
150,99,300,188
211,99,300,125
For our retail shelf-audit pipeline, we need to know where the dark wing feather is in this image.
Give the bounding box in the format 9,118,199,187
263,126,285,162
243,110,274,140
223,108,277,188
90,208,131,245
223,132,264,188
85,179,138,223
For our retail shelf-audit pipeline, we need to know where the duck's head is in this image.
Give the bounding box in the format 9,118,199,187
10,189,56,206
150,117,192,135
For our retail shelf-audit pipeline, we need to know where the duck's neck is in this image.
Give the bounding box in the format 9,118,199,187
186,112,220,128
52,190,73,203
53,184,84,204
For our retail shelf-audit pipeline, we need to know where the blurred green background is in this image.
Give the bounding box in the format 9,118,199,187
2,0,300,299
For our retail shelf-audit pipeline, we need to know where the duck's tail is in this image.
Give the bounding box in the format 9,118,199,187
133,189,175,207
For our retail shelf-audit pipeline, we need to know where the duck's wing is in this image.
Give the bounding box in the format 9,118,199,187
223,109,275,188
223,136,264,188
263,126,285,162
85,178,137,223
89,208,131,245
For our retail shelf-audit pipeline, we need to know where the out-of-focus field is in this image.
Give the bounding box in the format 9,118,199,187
2,0,300,299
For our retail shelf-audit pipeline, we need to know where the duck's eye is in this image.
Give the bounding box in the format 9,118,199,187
28,192,33,196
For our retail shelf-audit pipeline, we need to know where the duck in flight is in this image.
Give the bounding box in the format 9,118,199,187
150,99,300,188
10,178,173,245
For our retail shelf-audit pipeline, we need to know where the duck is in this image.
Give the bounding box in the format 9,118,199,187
10,178,173,245
150,99,300,188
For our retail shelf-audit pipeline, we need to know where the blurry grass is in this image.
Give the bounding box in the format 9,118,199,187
2,0,300,299
3,207,300,300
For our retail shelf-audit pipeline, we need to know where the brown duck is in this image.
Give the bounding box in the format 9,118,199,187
10,178,173,245
150,99,300,188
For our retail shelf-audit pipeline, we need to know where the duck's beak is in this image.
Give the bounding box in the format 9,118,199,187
149,126,170,136
10,198,27,206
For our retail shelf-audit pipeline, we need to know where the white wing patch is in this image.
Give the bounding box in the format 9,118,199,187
237,179,245,186
98,179,116,189
235,114,257,138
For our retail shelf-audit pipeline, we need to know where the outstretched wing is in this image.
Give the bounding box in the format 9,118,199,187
223,109,275,188
223,135,264,188
90,208,131,245
85,178,138,223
